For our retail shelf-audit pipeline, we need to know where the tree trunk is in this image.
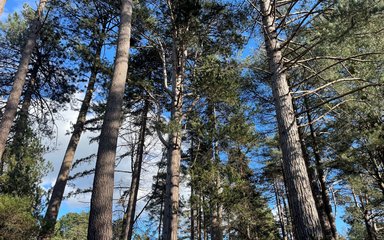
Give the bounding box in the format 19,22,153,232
162,24,186,240
13,64,38,149
0,0,6,16
190,140,195,240
162,72,183,240
0,0,47,164
358,194,377,240
209,104,223,240
197,192,202,240
304,97,338,239
203,195,207,240
273,179,287,240
158,200,164,240
121,99,149,240
87,1,133,239
259,0,323,238
39,34,104,240
191,184,195,240
299,127,333,239
282,188,293,240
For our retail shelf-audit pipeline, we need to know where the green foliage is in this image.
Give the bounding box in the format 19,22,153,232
52,212,88,240
224,150,279,240
0,195,39,240
0,122,50,215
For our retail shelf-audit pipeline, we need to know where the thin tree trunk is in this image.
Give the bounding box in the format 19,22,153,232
197,192,202,240
209,104,223,240
87,1,133,239
0,0,5,16
121,99,149,240
191,184,195,240
304,97,338,239
273,179,287,240
158,200,164,240
259,0,323,238
203,195,207,240
282,188,293,240
190,139,195,240
0,0,47,164
13,64,38,148
358,194,377,240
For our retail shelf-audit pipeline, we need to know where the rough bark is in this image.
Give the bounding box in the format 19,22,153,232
304,97,338,239
259,0,323,238
0,0,47,164
0,0,5,16
87,1,133,239
121,99,149,240
299,127,333,239
39,39,104,239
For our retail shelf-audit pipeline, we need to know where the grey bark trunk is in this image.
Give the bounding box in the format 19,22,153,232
87,1,133,239
259,0,323,238
0,0,5,16
40,39,104,239
121,99,149,240
304,97,338,239
298,125,333,239
0,0,47,164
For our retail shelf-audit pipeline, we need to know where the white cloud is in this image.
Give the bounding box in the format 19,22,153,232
42,95,166,220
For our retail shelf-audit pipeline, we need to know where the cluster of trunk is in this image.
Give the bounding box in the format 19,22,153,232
120,99,149,240
39,32,105,239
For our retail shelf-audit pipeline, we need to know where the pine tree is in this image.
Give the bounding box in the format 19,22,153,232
0,0,48,163
257,0,323,238
40,1,115,237
87,0,133,239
